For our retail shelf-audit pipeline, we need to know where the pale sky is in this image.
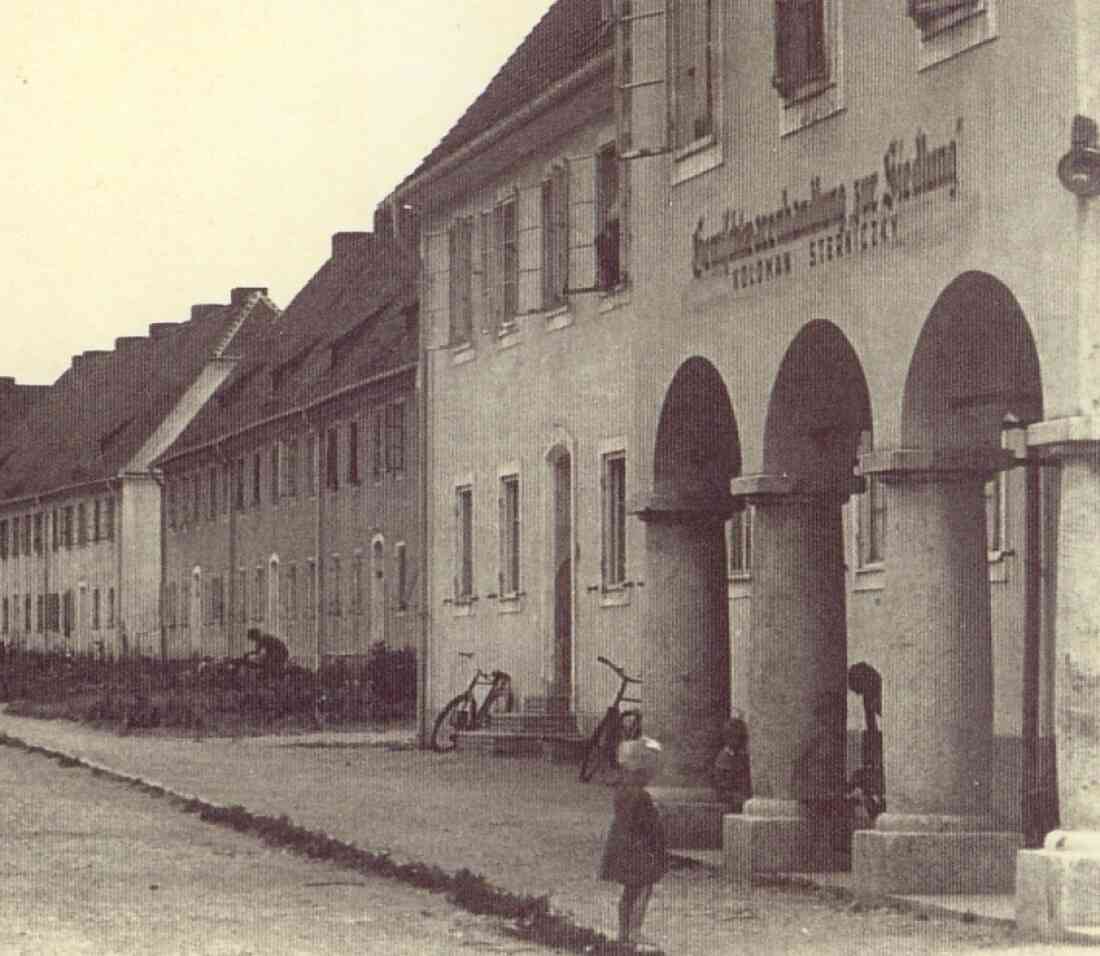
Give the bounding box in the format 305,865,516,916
2,1,556,384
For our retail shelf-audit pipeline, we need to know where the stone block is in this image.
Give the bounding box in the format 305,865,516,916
656,798,726,850
1016,846,1100,940
853,829,1021,894
723,813,821,875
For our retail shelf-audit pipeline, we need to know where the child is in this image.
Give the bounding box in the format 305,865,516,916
710,712,752,813
599,736,667,952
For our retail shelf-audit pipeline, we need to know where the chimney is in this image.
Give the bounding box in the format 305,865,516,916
114,336,145,352
373,205,394,240
148,322,181,339
0,376,14,392
230,287,268,306
332,231,374,262
191,304,222,322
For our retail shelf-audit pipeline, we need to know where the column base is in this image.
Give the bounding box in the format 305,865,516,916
650,787,726,849
722,799,844,878
853,825,1021,894
1016,831,1100,941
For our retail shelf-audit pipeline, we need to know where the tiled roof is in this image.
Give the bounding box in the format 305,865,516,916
158,236,418,466
0,293,279,502
403,0,609,185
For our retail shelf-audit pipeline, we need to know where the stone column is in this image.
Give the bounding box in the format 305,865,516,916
1017,423,1100,939
634,489,733,849
722,474,853,876
853,448,1021,894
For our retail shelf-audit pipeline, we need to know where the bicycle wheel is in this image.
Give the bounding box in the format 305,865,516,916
579,710,619,782
478,678,514,729
430,694,475,752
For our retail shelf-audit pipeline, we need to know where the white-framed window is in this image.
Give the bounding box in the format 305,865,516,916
455,484,474,603
283,437,299,498
906,0,996,70
499,474,521,597
541,166,569,310
484,194,519,332
448,216,474,345
348,420,360,485
727,506,753,578
601,450,627,589
671,0,719,151
854,431,886,569
595,144,626,291
773,0,844,136
385,401,407,476
396,541,408,612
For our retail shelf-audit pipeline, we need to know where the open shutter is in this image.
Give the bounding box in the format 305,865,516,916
517,185,543,315
617,0,668,158
423,227,450,349
772,0,794,98
566,155,598,292
497,489,505,595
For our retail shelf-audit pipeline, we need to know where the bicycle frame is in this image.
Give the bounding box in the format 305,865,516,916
579,656,643,782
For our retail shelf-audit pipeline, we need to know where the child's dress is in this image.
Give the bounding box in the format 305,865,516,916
599,783,668,886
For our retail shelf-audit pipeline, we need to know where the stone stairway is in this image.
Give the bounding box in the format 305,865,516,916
455,695,588,760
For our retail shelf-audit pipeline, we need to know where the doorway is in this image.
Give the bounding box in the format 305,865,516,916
548,446,573,711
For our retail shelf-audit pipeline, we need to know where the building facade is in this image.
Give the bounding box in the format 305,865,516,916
0,289,278,656
156,232,421,669
396,0,1100,928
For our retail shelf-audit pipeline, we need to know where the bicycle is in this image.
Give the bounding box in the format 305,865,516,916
430,651,514,752
579,656,643,782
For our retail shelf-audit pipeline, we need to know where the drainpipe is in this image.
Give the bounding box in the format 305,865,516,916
150,472,167,662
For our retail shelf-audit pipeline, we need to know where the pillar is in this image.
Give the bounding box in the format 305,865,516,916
635,490,733,849
853,448,1021,895
723,474,852,876
1016,424,1100,940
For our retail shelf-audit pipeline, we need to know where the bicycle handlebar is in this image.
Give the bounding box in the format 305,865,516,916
596,655,642,684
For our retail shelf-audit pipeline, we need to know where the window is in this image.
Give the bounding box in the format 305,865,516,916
541,167,569,309
105,497,115,540
1,597,7,634
234,458,245,511
92,502,101,542
192,473,200,524
22,514,31,554
449,216,474,344
499,476,521,597
728,506,753,577
63,507,73,549
906,0,984,37
181,581,191,630
283,438,299,497
396,542,408,612
236,569,247,624
209,467,218,519
165,582,177,629
254,567,266,622
62,590,74,636
45,593,59,632
36,594,43,633
33,512,42,553
305,435,317,496
286,563,298,621
602,452,627,589
329,556,342,616
348,421,360,484
856,433,886,568
455,486,474,602
92,589,100,630
672,0,718,148
326,427,339,491
24,594,31,633
772,0,828,99
107,588,115,628
596,145,623,290
485,196,519,331
905,1,994,69
372,412,384,481
271,445,280,503
77,503,87,545
0,520,7,560
385,403,406,475
52,510,60,551
354,556,365,617
252,452,262,507
222,463,231,515
305,560,316,616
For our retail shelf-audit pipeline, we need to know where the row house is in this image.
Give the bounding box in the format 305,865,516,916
0,288,278,656
156,232,420,669
388,0,1100,932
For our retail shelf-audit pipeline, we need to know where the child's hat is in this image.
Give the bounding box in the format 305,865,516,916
617,736,662,773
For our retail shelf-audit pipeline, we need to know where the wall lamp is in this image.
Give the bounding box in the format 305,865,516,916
1057,114,1100,198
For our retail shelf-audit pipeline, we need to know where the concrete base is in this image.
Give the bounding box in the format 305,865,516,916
853,829,1021,894
723,813,830,877
651,787,726,849
1016,835,1100,941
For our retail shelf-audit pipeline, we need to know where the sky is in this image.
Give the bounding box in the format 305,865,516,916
2,1,556,385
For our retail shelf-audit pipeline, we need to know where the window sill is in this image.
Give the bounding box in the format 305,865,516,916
446,597,476,618
779,81,845,138
852,563,885,592
988,547,1013,584
671,136,723,187
599,586,632,608
497,323,522,349
451,343,476,366
497,593,524,614
598,286,631,315
916,7,996,71
543,304,573,332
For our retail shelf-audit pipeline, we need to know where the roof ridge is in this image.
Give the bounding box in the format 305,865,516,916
214,291,278,359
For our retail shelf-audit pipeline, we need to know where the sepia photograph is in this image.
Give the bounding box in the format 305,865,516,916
1,1,1097,952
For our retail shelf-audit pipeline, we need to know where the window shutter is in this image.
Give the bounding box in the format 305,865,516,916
907,0,977,30
617,0,669,158
498,490,506,594
772,0,794,98
566,155,598,292
517,185,543,314
447,220,473,344
423,228,450,349
478,210,493,333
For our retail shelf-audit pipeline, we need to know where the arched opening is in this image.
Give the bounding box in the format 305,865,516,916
642,357,741,844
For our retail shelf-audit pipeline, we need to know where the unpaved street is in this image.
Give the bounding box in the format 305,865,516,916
0,747,553,955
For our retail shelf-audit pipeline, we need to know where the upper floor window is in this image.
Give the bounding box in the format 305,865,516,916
385,402,407,476
63,506,74,548
773,0,828,101
602,451,627,589
348,421,360,485
234,458,246,511
105,497,115,540
499,475,521,597
0,520,7,560
283,438,299,497
77,503,88,546
672,0,718,149
92,501,101,542
270,444,280,503
325,427,339,491
541,167,569,310
905,0,995,69
209,467,219,520
305,435,317,497
596,145,624,291
486,196,519,332
33,513,43,554
448,217,474,345
906,0,982,37
728,506,753,578
251,452,262,507
455,485,474,603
